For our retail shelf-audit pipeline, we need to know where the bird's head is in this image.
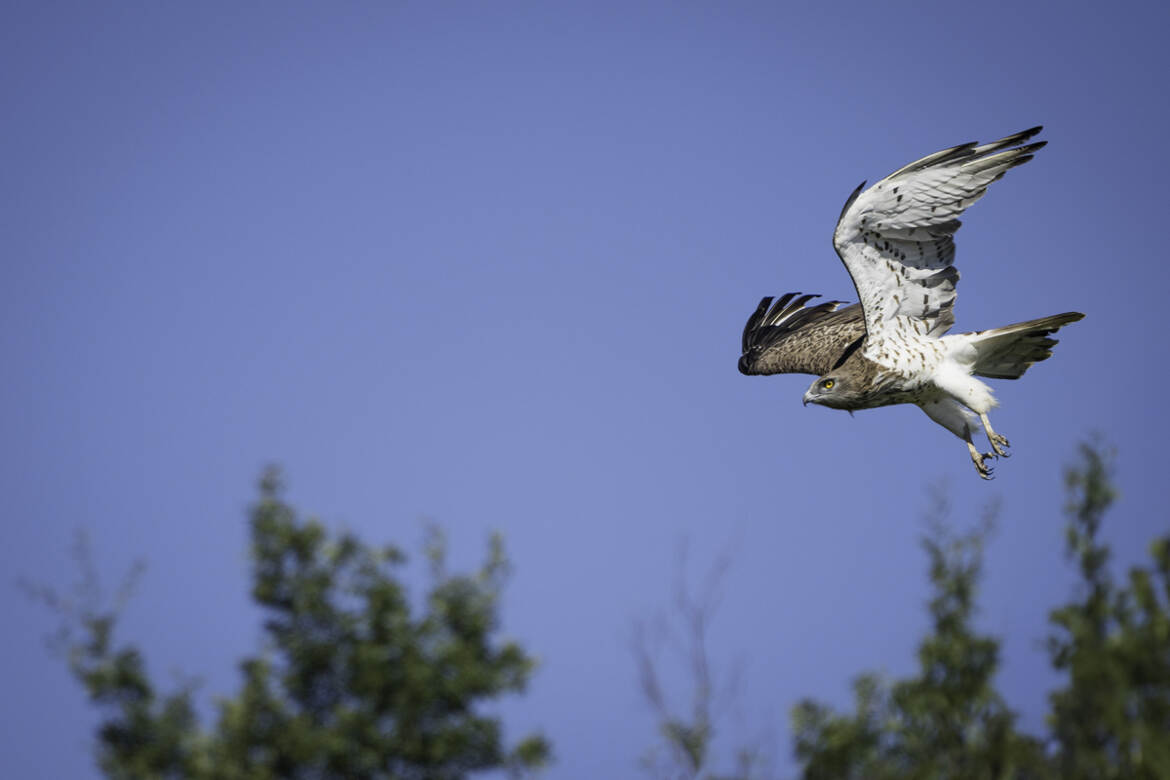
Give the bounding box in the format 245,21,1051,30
803,374,857,410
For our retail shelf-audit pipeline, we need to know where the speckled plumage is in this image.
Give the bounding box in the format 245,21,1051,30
739,127,1084,479
739,294,866,377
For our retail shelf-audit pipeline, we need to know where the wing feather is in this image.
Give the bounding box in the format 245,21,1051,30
832,127,1045,343
739,294,866,376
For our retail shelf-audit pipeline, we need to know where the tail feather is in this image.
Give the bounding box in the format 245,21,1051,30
966,312,1084,380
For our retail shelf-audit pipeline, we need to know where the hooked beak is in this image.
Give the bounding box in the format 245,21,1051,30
802,392,813,407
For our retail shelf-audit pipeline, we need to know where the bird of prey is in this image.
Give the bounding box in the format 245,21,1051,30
738,127,1083,479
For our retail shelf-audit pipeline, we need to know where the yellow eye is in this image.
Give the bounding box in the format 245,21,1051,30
823,379,835,389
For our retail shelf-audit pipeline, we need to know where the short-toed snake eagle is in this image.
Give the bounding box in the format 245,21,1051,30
739,127,1083,479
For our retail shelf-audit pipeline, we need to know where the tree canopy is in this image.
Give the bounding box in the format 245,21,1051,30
791,442,1170,779
791,510,1049,779
45,443,1170,779
633,441,1169,779
50,467,549,779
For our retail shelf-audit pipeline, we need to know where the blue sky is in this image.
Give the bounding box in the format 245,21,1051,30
3,1,1168,776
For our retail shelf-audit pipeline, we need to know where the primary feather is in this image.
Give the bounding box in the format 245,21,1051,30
738,293,865,377
833,126,1044,345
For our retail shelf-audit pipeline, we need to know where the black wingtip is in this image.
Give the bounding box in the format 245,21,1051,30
839,180,866,222
742,297,777,354
1001,126,1044,147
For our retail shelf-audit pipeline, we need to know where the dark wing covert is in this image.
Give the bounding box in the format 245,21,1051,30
738,293,866,377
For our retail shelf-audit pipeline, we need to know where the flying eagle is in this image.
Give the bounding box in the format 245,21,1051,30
739,127,1083,479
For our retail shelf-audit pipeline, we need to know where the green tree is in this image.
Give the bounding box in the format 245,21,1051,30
789,441,1170,779
1046,442,1170,779
44,467,550,779
790,501,1048,780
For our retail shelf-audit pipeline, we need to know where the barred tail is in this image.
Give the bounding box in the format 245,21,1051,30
966,312,1084,380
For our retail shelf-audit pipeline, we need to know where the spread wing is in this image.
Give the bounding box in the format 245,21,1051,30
832,127,1046,343
739,293,866,376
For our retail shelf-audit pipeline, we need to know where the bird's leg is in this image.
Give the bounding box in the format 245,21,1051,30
979,413,1011,458
966,435,995,480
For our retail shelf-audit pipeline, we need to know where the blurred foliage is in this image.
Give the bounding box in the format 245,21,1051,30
1047,441,1170,778
790,440,1170,779
48,467,550,779
45,442,1170,779
634,542,774,780
791,511,1048,779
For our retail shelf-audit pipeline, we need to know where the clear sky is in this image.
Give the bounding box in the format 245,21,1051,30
4,1,1168,777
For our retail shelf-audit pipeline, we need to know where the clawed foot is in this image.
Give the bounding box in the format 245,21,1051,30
972,451,995,480
979,413,1011,459
989,432,1011,458
967,442,995,480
